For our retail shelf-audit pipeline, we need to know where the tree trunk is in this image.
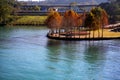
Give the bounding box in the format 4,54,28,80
93,30,94,39
102,26,103,38
79,27,80,39
98,29,100,38
59,29,60,37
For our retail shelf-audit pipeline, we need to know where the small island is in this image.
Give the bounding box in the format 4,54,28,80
45,7,120,40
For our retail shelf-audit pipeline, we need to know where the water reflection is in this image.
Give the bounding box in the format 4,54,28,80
83,41,107,80
84,41,106,64
46,39,62,62
46,40,80,79
0,26,120,80
46,40,79,63
0,27,13,39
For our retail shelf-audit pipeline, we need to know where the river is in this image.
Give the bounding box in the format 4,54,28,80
0,26,120,80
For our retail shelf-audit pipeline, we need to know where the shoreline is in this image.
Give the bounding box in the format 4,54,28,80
8,24,46,26
47,34,120,41
47,29,120,41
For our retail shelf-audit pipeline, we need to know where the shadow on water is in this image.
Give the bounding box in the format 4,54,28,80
45,40,110,80
84,41,107,64
45,40,80,80
45,39,78,64
46,40,79,63
0,27,15,49
80,41,107,80
46,39,62,62
45,40,108,64
0,27,13,38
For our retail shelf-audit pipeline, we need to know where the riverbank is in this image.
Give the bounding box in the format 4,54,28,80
47,29,120,40
9,16,47,26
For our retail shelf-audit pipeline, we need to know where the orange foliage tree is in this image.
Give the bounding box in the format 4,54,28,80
62,10,80,30
45,11,62,33
101,9,109,26
45,10,86,37
101,9,109,37
77,14,85,27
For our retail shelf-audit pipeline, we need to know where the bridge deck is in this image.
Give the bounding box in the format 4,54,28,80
21,4,98,7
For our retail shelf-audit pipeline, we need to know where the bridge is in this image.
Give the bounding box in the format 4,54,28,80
21,4,98,7
17,4,98,15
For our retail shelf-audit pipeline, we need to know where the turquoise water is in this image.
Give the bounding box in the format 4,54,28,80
0,26,120,80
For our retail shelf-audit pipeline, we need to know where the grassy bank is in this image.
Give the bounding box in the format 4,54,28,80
9,16,47,26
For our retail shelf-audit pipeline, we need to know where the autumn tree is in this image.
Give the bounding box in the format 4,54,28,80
78,14,84,27
62,10,79,31
101,9,109,37
101,9,109,26
45,11,62,34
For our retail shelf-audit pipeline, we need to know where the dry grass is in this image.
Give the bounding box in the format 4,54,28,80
91,29,120,38
48,29,120,39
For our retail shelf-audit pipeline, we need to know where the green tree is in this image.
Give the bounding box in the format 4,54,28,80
11,0,21,15
0,0,12,24
84,12,97,38
91,7,102,29
91,7,102,37
84,12,98,30
91,7,108,37
99,0,120,23
85,7,108,38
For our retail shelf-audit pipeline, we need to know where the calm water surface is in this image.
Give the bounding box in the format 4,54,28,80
0,26,120,80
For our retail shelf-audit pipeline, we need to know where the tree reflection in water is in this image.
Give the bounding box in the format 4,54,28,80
83,41,107,80
84,41,106,64
45,40,79,79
